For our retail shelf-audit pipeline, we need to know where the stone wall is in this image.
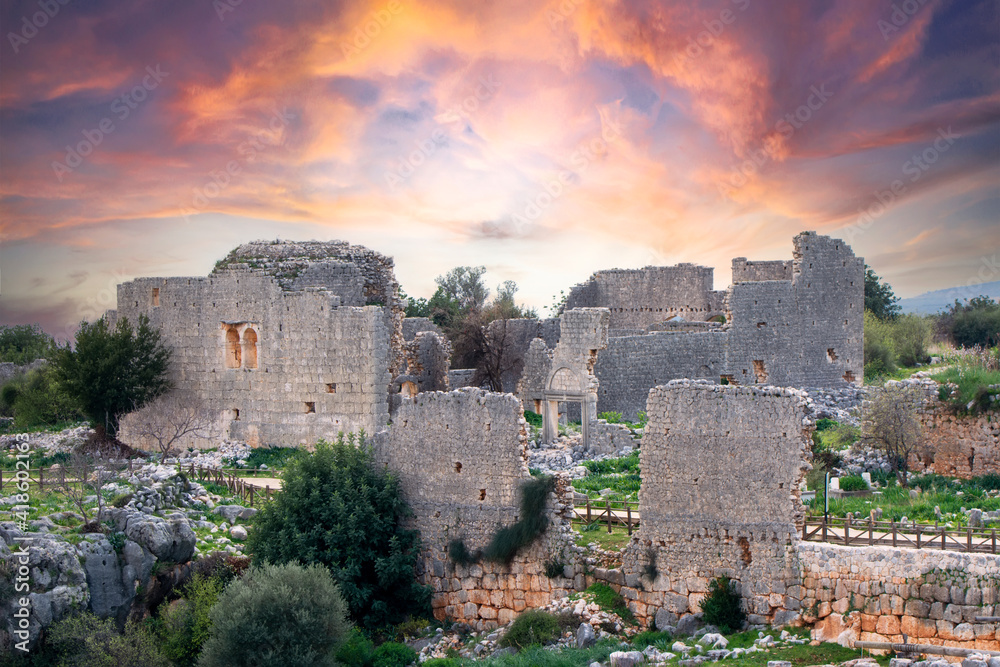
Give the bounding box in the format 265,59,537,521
448,369,478,389
375,389,584,630
914,409,1000,479
800,543,1000,652
565,265,722,332
485,318,560,394
731,258,793,282
616,381,812,627
114,262,391,448
403,317,442,341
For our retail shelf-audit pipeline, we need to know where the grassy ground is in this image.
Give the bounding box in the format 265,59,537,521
807,473,1000,526
573,523,632,550
571,452,640,501
931,365,1000,413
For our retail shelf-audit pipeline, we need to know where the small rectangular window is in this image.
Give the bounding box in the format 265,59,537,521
152,288,160,307
326,383,337,393
304,402,315,413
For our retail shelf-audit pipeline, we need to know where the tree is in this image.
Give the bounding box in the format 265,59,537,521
864,266,901,320
0,364,84,428
938,295,1000,348
246,434,431,632
434,265,489,313
860,383,924,487
55,452,124,527
0,324,54,364
198,563,353,667
53,315,171,436
468,283,539,392
43,611,170,667
120,395,218,457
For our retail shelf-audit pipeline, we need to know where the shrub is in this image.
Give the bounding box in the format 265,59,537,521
159,574,223,666
421,660,460,667
198,563,353,667
44,611,170,667
482,475,555,564
864,311,896,380
246,434,431,632
889,314,932,367
544,560,566,579
394,617,430,641
334,629,375,667
498,610,561,650
699,576,746,634
838,475,868,492
372,642,417,667
2,366,84,431
523,410,543,428
585,582,633,622
598,411,623,424
631,629,673,649
0,324,53,364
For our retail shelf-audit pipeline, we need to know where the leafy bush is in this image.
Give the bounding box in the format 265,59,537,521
224,445,303,470
394,617,430,641
1,366,84,430
0,324,53,364
53,315,171,436
421,660,460,667
938,296,1000,348
523,410,543,428
334,629,375,667
889,314,932,367
198,563,352,667
699,576,746,634
159,574,223,666
932,364,1000,414
597,411,623,424
838,475,869,492
372,642,417,667
864,311,896,380
631,629,673,649
44,611,170,667
498,610,561,650
585,582,633,623
246,434,431,632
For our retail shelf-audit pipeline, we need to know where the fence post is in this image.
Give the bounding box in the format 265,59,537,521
586,499,591,525
822,516,827,543
606,501,612,534
892,522,897,548
1,468,4,493
941,527,946,551
916,525,921,549
626,505,632,536
845,516,850,546
968,527,973,553
869,517,874,546
38,468,43,492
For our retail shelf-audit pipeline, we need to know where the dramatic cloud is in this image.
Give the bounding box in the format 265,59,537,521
1,0,997,334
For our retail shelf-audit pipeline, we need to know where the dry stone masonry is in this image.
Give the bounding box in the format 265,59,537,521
375,389,584,630
616,381,812,627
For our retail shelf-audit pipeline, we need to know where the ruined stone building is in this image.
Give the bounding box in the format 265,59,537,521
113,240,404,447
520,232,864,421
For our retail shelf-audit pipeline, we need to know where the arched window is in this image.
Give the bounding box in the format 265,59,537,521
225,328,241,368
401,381,418,398
242,328,258,369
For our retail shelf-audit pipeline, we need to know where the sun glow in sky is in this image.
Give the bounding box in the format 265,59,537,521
0,0,998,339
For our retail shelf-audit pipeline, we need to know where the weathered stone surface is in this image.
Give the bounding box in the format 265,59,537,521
577,622,596,649
106,508,196,562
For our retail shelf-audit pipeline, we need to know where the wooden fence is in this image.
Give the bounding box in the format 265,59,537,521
0,462,276,509
801,516,998,554
572,498,640,535
185,464,276,508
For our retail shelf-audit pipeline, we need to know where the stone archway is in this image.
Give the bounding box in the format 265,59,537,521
242,327,258,369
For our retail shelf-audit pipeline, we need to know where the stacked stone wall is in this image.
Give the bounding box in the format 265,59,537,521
615,381,811,627
565,265,717,331
403,317,442,340
115,266,390,447
376,389,584,630
800,543,1000,652
913,409,1000,479
732,258,793,282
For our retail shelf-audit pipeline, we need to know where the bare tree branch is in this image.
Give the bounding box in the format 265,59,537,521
860,383,925,487
120,395,219,458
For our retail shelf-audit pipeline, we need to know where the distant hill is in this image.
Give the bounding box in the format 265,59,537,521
899,280,1000,315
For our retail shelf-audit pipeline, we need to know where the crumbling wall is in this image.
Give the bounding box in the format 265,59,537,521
594,333,727,421
617,381,811,627
565,265,718,332
913,409,1000,479
448,369,477,389
115,264,391,448
484,318,560,394
800,543,1000,652
375,389,583,630
732,258,793,282
398,331,451,394
403,317,442,341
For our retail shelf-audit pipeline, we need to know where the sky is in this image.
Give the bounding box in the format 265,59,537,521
0,0,998,341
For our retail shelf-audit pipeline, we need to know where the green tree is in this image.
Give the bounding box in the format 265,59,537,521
198,563,352,667
434,265,489,313
43,612,170,667
53,315,171,436
0,324,54,364
939,295,1000,348
246,434,431,632
864,266,901,320
861,383,924,487
0,365,83,429
159,574,224,667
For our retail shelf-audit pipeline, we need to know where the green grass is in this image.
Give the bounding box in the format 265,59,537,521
932,366,1000,414
808,472,1000,526
582,583,634,624
573,523,632,550
0,420,88,436
0,449,71,470
572,452,641,501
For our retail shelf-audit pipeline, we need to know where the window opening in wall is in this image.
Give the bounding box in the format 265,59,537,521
479,489,486,501
232,408,240,421
752,360,768,383
401,381,418,398
454,462,462,473
225,328,241,368
534,399,541,413
326,383,337,393
827,348,838,362
304,402,315,413
757,322,766,328
152,288,160,307
843,371,856,383
242,328,258,369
